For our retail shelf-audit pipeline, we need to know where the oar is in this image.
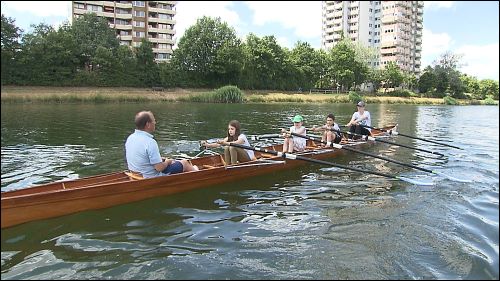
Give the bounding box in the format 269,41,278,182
249,133,281,141
329,128,445,157
359,124,462,150
290,132,470,183
229,143,433,186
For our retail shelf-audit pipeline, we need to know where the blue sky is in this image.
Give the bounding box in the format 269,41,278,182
1,1,498,81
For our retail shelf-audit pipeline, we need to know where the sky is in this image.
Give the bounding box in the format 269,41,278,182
1,1,498,81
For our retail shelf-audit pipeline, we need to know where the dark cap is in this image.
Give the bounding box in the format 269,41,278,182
357,101,365,107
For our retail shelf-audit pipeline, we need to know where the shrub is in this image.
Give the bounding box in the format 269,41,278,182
483,96,497,105
212,85,244,103
443,96,458,105
348,91,362,104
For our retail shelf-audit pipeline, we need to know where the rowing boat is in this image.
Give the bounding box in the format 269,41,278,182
1,126,396,228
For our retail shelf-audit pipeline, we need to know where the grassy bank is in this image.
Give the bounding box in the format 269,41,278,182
1,86,497,105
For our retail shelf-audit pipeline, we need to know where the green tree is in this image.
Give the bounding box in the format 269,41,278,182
172,16,243,87
289,41,324,89
241,34,289,89
460,74,480,98
70,13,119,71
1,14,23,84
136,39,159,87
417,66,436,94
382,62,404,89
478,79,499,100
328,38,369,90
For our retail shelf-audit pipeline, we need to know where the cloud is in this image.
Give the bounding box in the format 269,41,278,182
421,28,453,67
243,1,322,40
2,1,71,17
424,1,455,10
456,43,499,80
175,1,241,43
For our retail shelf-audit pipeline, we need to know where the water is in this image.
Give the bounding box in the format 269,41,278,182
1,103,498,279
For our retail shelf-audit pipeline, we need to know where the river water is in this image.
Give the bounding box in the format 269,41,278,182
1,102,498,279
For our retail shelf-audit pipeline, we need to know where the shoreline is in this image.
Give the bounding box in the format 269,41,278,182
1,86,497,105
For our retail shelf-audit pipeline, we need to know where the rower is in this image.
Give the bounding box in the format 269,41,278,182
310,113,342,146
346,101,371,140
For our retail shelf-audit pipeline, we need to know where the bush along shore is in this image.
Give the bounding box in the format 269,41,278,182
0,86,497,105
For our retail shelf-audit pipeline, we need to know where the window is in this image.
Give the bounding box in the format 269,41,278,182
133,21,145,27
135,31,145,37
158,13,172,19
134,10,145,17
75,3,85,9
157,53,171,60
133,1,145,7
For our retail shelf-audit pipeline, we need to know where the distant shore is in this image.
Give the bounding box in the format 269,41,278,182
0,86,496,105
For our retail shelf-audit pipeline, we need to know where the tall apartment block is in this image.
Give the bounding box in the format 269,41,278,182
72,1,176,62
322,1,423,75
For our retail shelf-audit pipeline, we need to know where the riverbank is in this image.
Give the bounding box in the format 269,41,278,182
1,86,497,105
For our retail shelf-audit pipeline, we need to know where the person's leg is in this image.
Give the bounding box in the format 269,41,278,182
228,146,239,164
224,146,231,164
235,147,251,163
349,125,355,139
162,160,184,175
283,138,290,153
326,131,333,143
179,159,198,172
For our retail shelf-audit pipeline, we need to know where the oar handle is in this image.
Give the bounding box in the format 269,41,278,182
359,124,462,150
341,130,446,157
229,143,433,186
229,143,398,179
249,134,281,140
290,132,434,174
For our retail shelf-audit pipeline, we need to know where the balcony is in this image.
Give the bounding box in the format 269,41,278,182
116,13,132,19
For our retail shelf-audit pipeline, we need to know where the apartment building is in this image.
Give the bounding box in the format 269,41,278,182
72,1,176,62
322,1,423,75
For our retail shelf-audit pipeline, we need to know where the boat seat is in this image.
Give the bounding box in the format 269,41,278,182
125,172,144,180
202,164,217,169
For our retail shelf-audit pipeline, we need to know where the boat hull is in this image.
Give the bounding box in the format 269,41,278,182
1,128,393,228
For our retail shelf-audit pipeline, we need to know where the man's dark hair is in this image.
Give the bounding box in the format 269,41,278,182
135,111,153,129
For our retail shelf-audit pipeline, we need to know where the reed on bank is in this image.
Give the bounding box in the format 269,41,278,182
1,86,497,105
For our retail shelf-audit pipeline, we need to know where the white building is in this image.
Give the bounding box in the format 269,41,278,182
322,1,423,75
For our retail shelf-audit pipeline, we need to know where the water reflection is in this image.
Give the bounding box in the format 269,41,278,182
1,103,498,279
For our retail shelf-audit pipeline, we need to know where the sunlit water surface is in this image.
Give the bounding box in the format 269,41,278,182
1,103,498,279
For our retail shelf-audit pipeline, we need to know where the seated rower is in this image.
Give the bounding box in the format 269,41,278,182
201,120,255,165
310,113,342,146
346,101,371,140
281,115,306,153
125,111,198,179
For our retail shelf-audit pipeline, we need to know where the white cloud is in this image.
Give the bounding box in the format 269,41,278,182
276,36,292,49
424,1,455,10
243,1,322,40
421,28,453,67
456,43,499,80
2,1,71,17
421,28,498,80
175,1,241,43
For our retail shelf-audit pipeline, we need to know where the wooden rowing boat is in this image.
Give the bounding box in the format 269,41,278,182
1,126,395,228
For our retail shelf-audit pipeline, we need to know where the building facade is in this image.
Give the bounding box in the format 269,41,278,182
72,1,176,62
321,1,423,75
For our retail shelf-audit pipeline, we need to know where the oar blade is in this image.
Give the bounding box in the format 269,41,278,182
433,171,472,183
396,176,434,186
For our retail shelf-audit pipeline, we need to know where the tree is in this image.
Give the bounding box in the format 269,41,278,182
241,34,289,89
136,39,159,87
1,14,23,84
479,79,499,100
172,16,243,87
382,62,404,89
70,13,119,71
289,41,324,89
418,66,436,94
328,37,369,90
